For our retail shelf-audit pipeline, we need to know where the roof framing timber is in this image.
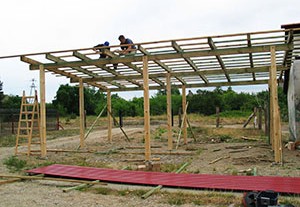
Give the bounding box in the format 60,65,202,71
16,28,300,92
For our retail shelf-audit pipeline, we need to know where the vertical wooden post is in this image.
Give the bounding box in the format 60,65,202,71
39,65,47,157
107,90,112,142
182,85,187,144
269,46,282,163
79,79,85,148
258,107,262,130
143,55,151,161
166,73,173,150
216,107,220,128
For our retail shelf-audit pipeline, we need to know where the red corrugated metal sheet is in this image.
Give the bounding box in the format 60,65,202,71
27,164,300,194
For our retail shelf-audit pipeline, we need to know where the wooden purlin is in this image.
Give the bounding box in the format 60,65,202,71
171,41,208,83
46,53,96,78
21,56,106,90
28,44,293,70
207,37,230,82
17,28,300,92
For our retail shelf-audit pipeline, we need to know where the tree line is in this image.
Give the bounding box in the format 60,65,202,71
0,84,288,120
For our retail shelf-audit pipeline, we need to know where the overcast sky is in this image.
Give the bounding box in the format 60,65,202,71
0,0,299,102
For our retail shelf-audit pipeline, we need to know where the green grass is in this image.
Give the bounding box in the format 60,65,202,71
0,135,17,147
3,155,27,172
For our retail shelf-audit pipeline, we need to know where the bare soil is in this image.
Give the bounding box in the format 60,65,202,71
1,123,300,207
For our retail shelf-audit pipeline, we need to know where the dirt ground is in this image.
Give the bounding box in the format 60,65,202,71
1,122,300,207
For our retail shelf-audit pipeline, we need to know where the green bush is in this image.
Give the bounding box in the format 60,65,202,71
3,156,27,172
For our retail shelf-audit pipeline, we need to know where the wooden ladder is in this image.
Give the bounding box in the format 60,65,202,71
15,90,41,155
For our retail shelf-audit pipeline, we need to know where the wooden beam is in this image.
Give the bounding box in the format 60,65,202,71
280,30,294,79
143,55,151,161
166,73,172,150
172,41,208,83
46,53,96,77
269,46,282,163
103,50,164,86
247,34,256,81
107,90,112,142
80,65,287,83
39,65,47,157
29,44,293,70
207,37,230,82
73,51,142,87
182,85,187,145
79,79,85,148
139,45,186,84
21,56,41,65
104,79,270,92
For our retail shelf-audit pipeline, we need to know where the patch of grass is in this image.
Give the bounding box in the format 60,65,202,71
3,156,27,172
93,187,114,195
0,135,17,147
47,129,80,140
161,163,188,173
279,196,300,206
166,192,185,205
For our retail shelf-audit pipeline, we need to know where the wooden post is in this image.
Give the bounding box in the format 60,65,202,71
216,107,220,128
269,46,282,163
107,90,112,142
79,79,85,148
166,73,172,150
143,55,151,161
178,107,182,127
182,85,187,144
258,107,262,130
39,64,47,157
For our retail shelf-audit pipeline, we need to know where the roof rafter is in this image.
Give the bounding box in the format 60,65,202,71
103,50,164,87
28,44,293,70
73,51,142,88
207,37,231,82
247,34,256,81
138,45,186,85
171,41,208,84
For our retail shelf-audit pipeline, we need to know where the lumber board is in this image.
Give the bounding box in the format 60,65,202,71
0,174,107,185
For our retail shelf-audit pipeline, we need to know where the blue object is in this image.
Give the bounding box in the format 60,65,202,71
104,41,109,46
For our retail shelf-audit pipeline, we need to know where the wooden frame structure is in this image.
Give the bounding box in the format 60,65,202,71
6,27,300,162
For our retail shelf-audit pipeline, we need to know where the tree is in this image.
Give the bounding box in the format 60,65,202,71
0,80,3,108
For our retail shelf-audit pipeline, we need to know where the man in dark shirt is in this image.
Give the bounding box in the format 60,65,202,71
93,41,110,58
118,35,136,55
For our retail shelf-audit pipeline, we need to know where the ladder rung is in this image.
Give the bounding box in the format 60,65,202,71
19,127,32,130
24,96,35,99
23,104,35,106
20,112,38,114
18,134,30,138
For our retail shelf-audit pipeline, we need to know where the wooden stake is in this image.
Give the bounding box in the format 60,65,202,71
166,73,173,150
176,102,189,149
182,85,187,144
186,116,196,142
39,64,47,157
79,79,85,148
62,180,100,193
143,55,151,161
0,174,107,185
141,162,189,199
209,155,230,164
216,106,220,128
106,108,130,142
107,90,112,142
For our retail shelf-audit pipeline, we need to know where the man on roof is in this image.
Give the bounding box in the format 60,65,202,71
93,41,110,58
118,35,136,55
